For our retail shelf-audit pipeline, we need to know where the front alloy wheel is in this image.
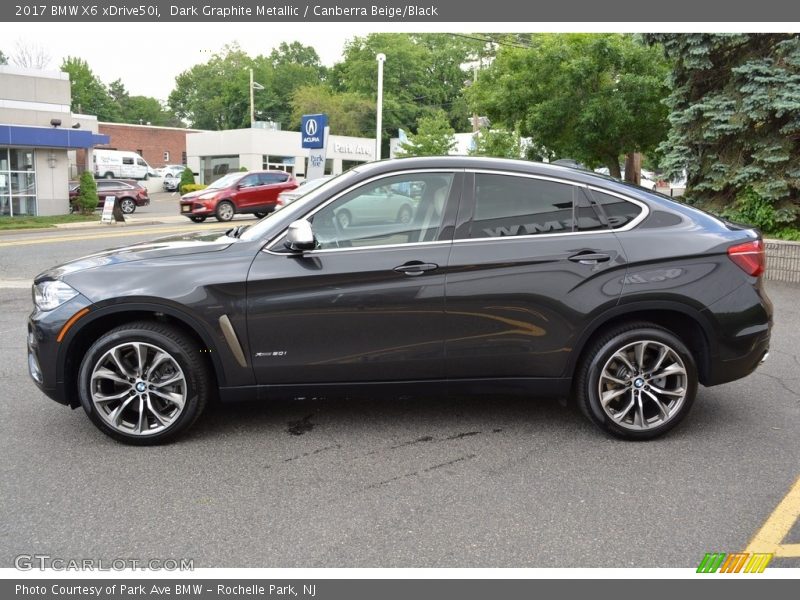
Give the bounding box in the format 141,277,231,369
576,324,697,440
78,322,210,444
215,200,235,222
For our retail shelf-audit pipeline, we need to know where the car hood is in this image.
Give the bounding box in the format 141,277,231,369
35,229,234,282
181,189,217,200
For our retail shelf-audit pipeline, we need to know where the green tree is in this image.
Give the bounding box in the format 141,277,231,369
75,171,99,214
645,34,800,224
178,167,195,195
468,34,670,178
168,42,325,130
0,50,7,65
61,57,119,121
396,110,455,157
333,33,481,147
291,85,375,136
468,125,524,159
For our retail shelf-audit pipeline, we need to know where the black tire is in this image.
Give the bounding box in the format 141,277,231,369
77,321,211,445
574,322,697,440
215,200,235,222
396,204,413,224
336,209,352,229
103,172,114,179
119,198,136,214
253,211,269,219
189,216,206,223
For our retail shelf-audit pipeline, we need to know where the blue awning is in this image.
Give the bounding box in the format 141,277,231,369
0,124,109,149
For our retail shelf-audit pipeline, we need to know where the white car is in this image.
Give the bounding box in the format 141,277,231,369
160,165,188,192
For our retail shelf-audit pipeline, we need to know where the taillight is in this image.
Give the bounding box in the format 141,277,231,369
727,239,765,277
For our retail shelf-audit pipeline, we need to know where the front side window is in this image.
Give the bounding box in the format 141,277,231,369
310,172,455,250
469,174,579,239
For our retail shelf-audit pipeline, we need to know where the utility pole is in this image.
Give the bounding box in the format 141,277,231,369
376,53,386,160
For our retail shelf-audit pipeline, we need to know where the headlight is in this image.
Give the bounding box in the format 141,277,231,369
33,280,79,311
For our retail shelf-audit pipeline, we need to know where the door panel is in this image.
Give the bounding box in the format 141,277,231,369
246,170,462,384
444,173,627,379
247,245,451,384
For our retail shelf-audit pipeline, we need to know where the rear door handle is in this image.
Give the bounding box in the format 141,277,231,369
393,262,439,276
568,252,611,264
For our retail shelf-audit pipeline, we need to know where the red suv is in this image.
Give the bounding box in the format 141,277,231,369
179,170,298,222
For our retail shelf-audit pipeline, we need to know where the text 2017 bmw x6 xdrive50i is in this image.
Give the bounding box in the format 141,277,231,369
28,157,772,444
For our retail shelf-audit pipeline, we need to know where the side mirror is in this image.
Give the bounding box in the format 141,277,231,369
285,219,316,252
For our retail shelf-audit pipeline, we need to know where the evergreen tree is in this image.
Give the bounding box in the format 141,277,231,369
75,171,99,214
646,34,800,226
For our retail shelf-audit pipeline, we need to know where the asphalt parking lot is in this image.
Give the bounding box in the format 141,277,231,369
0,221,798,568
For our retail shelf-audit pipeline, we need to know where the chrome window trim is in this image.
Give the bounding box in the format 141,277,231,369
457,169,650,243
261,167,651,254
262,168,461,255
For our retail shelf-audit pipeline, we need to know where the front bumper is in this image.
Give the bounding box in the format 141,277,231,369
27,294,93,408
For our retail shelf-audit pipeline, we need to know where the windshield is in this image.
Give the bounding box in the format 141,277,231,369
206,173,243,190
239,169,360,242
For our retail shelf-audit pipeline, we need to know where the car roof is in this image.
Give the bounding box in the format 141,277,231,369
353,156,669,204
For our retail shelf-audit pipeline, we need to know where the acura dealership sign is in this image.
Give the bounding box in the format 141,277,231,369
301,114,327,149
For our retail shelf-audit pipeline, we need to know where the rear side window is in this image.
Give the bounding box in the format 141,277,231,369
586,189,643,229
469,174,578,239
122,157,134,165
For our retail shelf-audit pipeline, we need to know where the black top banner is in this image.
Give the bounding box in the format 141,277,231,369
2,0,800,22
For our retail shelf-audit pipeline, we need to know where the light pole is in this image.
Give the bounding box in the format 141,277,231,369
249,68,264,128
376,53,386,160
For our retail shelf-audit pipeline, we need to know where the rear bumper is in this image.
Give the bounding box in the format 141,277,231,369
704,328,770,386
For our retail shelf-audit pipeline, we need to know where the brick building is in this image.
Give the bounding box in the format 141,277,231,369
75,122,204,173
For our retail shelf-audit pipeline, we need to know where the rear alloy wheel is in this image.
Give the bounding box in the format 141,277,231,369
78,322,210,445
119,198,136,214
576,323,697,440
189,216,206,223
215,200,235,222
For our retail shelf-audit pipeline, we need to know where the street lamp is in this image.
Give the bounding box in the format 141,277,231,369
249,67,265,128
376,53,386,161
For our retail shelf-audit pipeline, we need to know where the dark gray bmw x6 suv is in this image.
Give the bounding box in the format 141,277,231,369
28,157,772,444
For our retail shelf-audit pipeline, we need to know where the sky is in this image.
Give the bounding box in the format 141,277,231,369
1,22,790,103
0,22,397,101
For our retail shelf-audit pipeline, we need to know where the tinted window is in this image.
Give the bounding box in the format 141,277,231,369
587,189,643,229
574,188,610,233
260,173,287,185
137,158,146,167
311,173,454,250
122,157,134,165
238,175,259,188
469,175,578,239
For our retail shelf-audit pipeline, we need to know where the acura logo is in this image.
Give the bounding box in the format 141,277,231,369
305,119,318,136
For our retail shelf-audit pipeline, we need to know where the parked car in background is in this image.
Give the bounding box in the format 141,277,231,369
32,157,772,444
275,176,334,209
179,170,297,222
160,165,188,192
69,179,150,214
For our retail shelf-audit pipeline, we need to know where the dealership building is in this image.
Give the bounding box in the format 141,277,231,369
186,127,376,184
0,65,108,216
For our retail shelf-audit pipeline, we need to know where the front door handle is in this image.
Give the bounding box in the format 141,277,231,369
393,261,439,276
568,252,611,265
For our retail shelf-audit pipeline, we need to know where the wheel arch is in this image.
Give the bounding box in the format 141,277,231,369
568,302,715,386
58,303,226,408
